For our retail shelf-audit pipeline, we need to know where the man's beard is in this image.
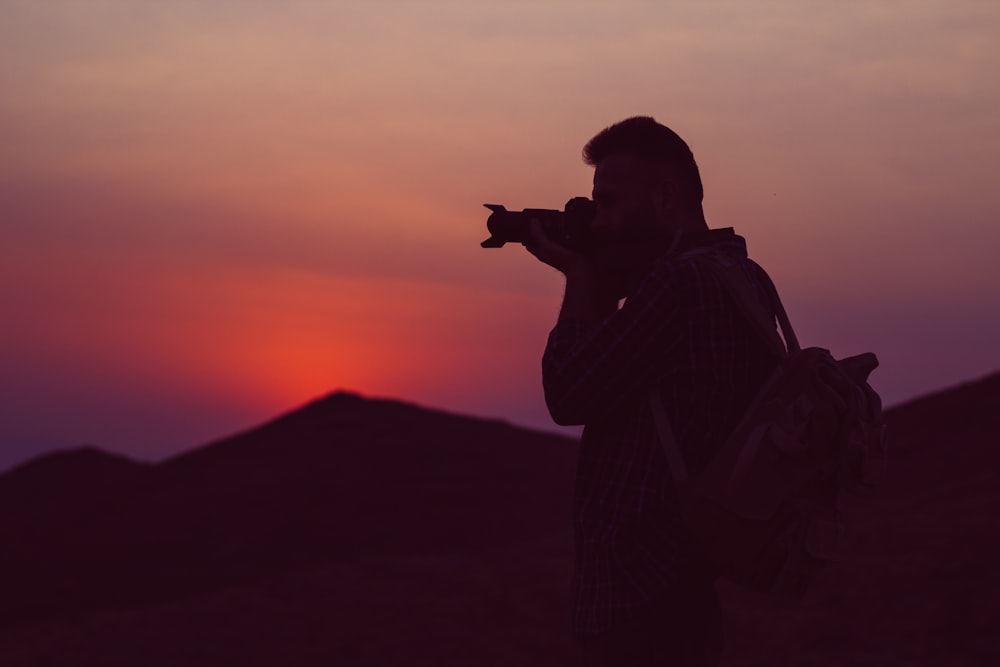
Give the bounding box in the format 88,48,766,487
587,204,679,298
589,234,680,299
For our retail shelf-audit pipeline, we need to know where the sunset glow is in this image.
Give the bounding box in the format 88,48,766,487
3,1,999,470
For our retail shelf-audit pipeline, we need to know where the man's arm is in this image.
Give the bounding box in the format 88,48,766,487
525,222,685,425
523,222,617,325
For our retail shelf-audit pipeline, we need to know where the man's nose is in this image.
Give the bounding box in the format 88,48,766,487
590,212,618,243
592,211,611,231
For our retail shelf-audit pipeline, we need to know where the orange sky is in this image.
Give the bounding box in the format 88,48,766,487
2,1,999,470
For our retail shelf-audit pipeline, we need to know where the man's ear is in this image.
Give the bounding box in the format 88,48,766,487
651,179,680,217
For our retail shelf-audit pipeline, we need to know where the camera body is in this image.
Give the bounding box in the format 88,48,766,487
481,197,596,249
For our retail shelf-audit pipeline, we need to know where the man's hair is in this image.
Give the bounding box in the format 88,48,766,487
583,116,704,207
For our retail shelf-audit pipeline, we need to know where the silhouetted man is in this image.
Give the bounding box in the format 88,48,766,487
525,117,777,666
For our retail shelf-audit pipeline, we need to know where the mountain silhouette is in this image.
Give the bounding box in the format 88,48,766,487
0,377,997,666
0,392,576,627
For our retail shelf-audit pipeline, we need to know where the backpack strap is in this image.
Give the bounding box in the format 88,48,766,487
649,389,689,483
754,268,800,354
703,252,799,356
649,248,797,482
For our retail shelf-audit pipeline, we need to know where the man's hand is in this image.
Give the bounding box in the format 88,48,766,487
524,219,618,323
522,219,593,277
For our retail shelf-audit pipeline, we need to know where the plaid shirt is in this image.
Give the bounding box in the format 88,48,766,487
542,228,777,637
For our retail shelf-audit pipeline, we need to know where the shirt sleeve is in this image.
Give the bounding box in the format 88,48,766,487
541,262,689,426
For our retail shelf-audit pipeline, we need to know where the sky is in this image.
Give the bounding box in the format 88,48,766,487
2,0,999,472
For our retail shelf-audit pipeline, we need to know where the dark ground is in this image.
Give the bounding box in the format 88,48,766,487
0,373,997,666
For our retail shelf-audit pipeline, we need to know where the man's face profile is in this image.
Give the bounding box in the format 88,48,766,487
591,154,663,246
585,154,662,296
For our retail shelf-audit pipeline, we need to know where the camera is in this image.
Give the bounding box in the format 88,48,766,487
480,197,596,249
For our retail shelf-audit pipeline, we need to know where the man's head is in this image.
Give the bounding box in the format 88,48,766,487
583,116,706,244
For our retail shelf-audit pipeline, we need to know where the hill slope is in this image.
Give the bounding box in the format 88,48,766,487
0,392,577,627
0,375,997,666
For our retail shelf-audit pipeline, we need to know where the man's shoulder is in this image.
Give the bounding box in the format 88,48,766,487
632,229,775,320
649,229,752,280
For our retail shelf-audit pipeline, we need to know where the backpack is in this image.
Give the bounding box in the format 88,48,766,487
649,250,887,597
